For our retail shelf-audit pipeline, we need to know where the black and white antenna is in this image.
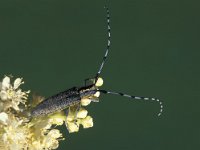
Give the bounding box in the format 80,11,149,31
98,90,163,116
94,6,163,116
84,6,164,117
95,6,111,81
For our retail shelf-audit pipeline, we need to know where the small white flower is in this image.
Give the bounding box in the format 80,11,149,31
42,129,62,149
2,115,29,150
66,121,79,133
2,76,10,90
94,91,100,97
95,77,103,87
0,76,29,111
66,106,94,133
13,78,23,89
0,91,8,101
48,129,62,139
81,98,91,106
49,118,64,126
81,116,93,128
77,108,88,118
0,112,8,125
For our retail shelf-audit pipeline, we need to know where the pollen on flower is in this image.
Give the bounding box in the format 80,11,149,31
81,98,91,106
77,108,88,118
94,91,100,97
0,75,95,150
66,106,93,133
95,77,103,87
81,116,93,128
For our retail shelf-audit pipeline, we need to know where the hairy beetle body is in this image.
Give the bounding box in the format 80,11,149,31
31,87,81,117
31,86,97,118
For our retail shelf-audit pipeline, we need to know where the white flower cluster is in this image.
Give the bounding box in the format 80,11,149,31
0,76,30,112
0,76,63,150
65,77,103,133
66,107,93,133
0,76,103,150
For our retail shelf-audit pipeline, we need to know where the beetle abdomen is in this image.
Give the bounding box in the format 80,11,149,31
31,87,81,117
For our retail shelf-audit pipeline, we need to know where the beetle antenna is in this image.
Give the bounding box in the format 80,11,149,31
95,6,111,81
98,89,163,116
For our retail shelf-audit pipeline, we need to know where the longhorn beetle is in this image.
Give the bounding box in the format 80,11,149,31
31,6,163,122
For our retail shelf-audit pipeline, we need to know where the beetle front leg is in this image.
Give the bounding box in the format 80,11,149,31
84,78,95,86
89,96,99,102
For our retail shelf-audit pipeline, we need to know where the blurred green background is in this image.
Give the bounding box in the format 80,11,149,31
0,0,200,150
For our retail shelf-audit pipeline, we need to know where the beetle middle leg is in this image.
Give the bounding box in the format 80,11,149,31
74,103,81,125
65,108,69,118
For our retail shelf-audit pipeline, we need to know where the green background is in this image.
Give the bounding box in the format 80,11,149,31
0,0,200,150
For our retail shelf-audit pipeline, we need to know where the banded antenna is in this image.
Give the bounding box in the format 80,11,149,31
95,6,111,82
98,90,163,116
94,6,163,116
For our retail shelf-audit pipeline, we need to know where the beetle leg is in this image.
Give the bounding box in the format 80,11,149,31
89,96,99,102
74,103,81,125
84,78,95,86
65,108,69,117
64,108,70,133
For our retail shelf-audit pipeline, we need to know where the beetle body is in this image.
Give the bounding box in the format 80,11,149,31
31,85,97,118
